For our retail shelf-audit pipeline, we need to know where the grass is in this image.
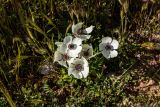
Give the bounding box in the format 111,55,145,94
0,0,160,106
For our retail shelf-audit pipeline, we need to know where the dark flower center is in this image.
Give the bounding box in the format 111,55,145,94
68,44,77,50
77,29,83,34
83,51,89,56
62,54,69,61
105,43,114,50
77,28,88,35
75,64,83,71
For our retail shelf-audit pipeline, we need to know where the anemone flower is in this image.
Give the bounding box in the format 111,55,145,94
80,44,93,59
68,57,89,79
99,37,119,59
58,36,82,58
54,50,74,67
72,22,94,40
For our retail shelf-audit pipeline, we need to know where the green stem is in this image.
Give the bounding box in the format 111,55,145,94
88,52,101,59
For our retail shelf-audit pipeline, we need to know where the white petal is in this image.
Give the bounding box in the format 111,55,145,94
87,50,93,59
75,45,82,53
78,35,91,40
55,42,63,47
72,22,83,34
83,25,94,34
111,39,119,49
68,50,79,58
69,68,81,79
82,44,92,51
54,51,61,62
99,43,106,51
68,46,82,57
72,71,81,79
58,44,68,53
102,37,112,43
102,50,110,59
77,72,83,79
88,45,93,53
73,58,84,65
67,58,74,67
110,50,118,58
72,24,77,34
81,57,88,67
81,66,89,78
63,36,72,44
58,60,68,67
68,67,74,75
69,62,75,69
72,38,82,45
77,66,89,79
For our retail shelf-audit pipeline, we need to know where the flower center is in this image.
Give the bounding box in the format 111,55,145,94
83,51,89,56
105,43,114,50
68,44,77,50
62,54,69,61
77,29,83,34
75,64,83,71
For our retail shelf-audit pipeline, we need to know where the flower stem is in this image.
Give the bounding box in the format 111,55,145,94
88,52,101,59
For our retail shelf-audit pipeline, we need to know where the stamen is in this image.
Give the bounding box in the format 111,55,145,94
77,29,83,34
83,51,89,56
105,43,114,51
68,44,77,50
75,64,84,71
62,54,70,61
82,48,90,56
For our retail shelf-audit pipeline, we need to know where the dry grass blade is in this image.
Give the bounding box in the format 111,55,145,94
0,81,16,107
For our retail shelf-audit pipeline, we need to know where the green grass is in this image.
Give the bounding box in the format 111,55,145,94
0,0,160,106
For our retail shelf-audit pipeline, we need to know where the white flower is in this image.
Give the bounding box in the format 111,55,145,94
68,57,89,79
80,44,93,59
99,37,119,59
58,36,82,58
72,22,94,40
54,50,74,67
